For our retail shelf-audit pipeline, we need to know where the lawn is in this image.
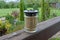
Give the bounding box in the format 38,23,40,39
0,8,60,17
0,8,60,23
0,8,19,17
0,8,60,22
50,8,60,16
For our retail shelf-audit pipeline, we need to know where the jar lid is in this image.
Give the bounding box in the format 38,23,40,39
24,10,38,16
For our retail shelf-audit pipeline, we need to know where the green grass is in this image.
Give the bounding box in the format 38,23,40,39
50,8,60,16
0,8,60,17
49,38,60,40
0,8,60,23
0,8,19,17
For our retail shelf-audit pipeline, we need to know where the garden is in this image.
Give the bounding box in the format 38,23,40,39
0,0,60,40
0,9,24,36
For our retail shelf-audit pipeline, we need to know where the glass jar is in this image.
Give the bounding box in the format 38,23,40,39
24,10,38,33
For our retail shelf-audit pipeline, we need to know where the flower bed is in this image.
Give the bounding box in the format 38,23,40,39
0,11,24,36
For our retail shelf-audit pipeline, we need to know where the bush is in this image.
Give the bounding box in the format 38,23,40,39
0,20,7,36
5,14,15,24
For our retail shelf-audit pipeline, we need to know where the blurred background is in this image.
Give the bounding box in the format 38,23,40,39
0,0,60,37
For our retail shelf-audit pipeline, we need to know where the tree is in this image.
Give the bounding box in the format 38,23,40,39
0,1,6,8
41,0,45,21
41,0,50,21
20,0,24,21
25,0,38,8
7,2,16,8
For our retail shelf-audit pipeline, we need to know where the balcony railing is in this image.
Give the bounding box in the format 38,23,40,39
0,16,60,40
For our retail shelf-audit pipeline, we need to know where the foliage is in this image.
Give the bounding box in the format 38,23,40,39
0,19,15,34
11,10,19,19
0,8,18,17
0,1,6,8
0,1,19,8
0,0,59,8
41,0,45,21
7,2,18,8
5,10,19,24
20,0,24,21
24,0,40,9
49,38,60,40
5,14,15,24
0,16,24,34
4,10,24,33
5,19,24,33
41,0,50,21
0,20,7,36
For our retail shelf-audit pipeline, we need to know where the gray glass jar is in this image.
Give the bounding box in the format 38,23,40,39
24,10,38,33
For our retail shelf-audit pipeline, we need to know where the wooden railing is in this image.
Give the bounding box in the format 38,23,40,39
0,16,60,40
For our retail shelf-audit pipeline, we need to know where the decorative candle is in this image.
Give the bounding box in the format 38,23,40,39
24,10,38,33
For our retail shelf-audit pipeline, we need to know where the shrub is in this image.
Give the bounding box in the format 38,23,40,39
0,20,7,36
5,14,15,24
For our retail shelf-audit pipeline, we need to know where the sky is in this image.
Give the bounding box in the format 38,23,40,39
4,0,19,2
